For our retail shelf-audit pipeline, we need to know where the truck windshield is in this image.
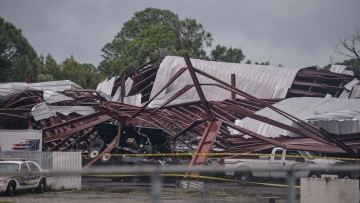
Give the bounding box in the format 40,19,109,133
0,163,19,173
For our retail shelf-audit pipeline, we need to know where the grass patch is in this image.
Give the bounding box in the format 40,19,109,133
129,189,146,195
210,190,229,196
229,192,246,197
173,190,202,196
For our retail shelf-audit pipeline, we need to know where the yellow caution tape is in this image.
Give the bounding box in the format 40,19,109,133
83,173,299,188
82,152,360,161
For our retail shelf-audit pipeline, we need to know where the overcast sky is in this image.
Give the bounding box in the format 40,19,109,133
1,0,359,68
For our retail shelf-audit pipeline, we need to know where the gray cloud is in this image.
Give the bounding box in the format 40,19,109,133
0,0,359,68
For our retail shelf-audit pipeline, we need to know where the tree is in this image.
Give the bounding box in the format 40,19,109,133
37,54,61,82
254,61,270,65
58,55,106,89
58,55,87,87
110,24,184,73
99,8,212,76
81,63,107,89
209,45,245,63
0,17,38,82
328,27,360,77
333,27,360,60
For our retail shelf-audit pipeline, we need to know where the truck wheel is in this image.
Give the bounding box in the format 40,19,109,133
89,139,105,151
236,170,252,186
100,153,111,163
6,181,16,196
139,145,153,154
89,148,100,160
308,173,321,178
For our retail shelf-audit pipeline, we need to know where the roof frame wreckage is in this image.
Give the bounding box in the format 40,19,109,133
0,53,359,171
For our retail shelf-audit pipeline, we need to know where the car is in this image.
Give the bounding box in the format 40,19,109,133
0,158,53,196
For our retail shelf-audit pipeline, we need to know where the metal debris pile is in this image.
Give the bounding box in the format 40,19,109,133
1,53,360,168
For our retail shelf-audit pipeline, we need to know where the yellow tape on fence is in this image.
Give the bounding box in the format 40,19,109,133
83,173,298,188
82,152,360,161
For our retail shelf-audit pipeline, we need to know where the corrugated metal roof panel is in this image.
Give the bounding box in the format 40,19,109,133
241,97,360,138
344,78,359,90
306,109,360,120
96,77,117,96
329,65,354,76
0,83,36,105
349,84,360,99
29,80,82,91
112,78,134,102
0,80,82,105
342,70,354,76
330,65,346,74
43,90,74,104
31,103,95,121
150,56,302,101
338,90,350,99
308,119,360,134
123,94,142,107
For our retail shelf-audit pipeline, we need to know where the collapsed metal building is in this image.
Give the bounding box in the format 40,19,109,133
1,53,360,169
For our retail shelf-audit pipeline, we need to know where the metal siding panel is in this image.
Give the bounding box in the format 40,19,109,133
52,152,82,190
150,56,302,101
31,103,95,121
241,98,360,138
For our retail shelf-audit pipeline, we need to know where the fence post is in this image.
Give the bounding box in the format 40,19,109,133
286,167,296,203
151,166,162,203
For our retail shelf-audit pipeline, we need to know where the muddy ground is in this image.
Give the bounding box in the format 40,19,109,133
0,177,298,203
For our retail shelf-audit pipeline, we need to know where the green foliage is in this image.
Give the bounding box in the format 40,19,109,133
342,58,360,76
0,17,38,82
99,8,212,76
58,55,106,89
322,64,332,71
209,45,245,63
111,24,182,73
37,54,61,82
254,61,270,65
322,58,360,76
37,54,106,89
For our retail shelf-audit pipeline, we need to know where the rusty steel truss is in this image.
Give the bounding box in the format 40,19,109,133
0,54,359,171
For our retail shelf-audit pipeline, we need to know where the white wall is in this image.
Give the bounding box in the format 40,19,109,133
0,130,42,151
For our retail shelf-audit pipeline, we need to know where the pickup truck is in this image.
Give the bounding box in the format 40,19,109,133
224,147,347,185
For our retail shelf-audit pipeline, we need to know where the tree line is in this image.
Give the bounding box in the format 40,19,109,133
1,8,359,89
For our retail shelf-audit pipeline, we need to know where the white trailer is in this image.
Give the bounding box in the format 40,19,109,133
0,130,42,151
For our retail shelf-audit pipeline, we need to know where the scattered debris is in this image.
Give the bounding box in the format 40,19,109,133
1,53,359,170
